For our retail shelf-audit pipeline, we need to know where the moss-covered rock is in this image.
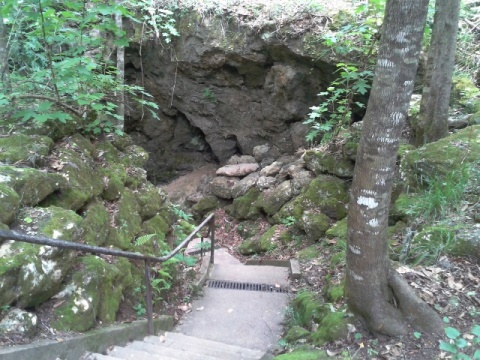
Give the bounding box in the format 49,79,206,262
451,76,480,113
108,133,134,151
300,211,330,242
140,215,171,255
9,207,83,308
297,245,321,260
290,291,324,329
303,151,354,178
400,126,480,189
274,176,348,224
284,325,311,343
67,133,97,159
0,166,64,206
325,218,348,241
238,225,278,255
100,164,127,201
120,145,149,168
236,220,262,240
42,149,104,210
134,183,166,220
0,308,39,338
274,348,329,360
192,195,220,218
210,176,240,199
0,184,20,225
80,201,111,246
106,189,142,250
227,187,261,220
257,180,294,216
454,228,480,259
0,134,53,166
125,167,148,189
96,139,120,164
311,311,349,346
52,255,133,332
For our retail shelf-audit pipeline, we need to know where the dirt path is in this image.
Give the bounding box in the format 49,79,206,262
162,164,218,203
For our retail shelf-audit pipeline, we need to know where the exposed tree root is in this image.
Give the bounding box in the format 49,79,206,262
349,267,445,337
387,269,445,334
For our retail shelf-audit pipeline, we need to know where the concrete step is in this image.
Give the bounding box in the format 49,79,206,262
82,354,121,360
127,340,219,360
84,332,265,360
145,332,265,359
210,264,289,285
108,345,178,359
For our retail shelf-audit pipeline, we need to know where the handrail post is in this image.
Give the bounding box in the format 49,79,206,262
209,215,215,264
144,260,154,335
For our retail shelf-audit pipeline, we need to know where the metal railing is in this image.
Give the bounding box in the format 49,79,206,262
0,213,215,335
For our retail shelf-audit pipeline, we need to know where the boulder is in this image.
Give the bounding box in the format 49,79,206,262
257,180,294,216
210,176,240,199
134,183,167,220
80,201,111,246
0,166,65,206
231,172,259,198
100,164,127,201
274,175,349,223
256,176,277,190
0,308,38,338
41,148,104,210
192,195,221,218
227,155,257,165
119,145,149,168
238,225,278,255
0,134,52,166
227,187,262,220
303,150,354,178
106,189,142,250
0,206,83,308
216,163,259,177
401,126,480,188
0,184,20,224
260,161,283,177
300,211,331,242
52,256,133,332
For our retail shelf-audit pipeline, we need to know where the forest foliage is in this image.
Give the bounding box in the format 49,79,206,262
0,0,178,135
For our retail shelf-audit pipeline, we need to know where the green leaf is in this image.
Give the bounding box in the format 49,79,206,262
413,332,421,339
439,341,457,354
445,327,461,339
471,325,480,337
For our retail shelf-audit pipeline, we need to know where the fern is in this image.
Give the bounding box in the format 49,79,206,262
134,233,158,247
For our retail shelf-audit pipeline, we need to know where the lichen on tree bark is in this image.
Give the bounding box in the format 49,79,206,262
345,0,444,336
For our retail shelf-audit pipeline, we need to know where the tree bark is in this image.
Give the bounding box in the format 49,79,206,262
115,2,125,131
414,0,461,145
0,6,9,88
346,0,444,336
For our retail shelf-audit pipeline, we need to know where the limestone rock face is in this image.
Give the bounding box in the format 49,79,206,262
125,10,339,181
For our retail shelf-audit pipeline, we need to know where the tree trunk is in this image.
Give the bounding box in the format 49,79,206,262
115,2,125,131
414,0,461,145
346,0,444,336
0,7,9,88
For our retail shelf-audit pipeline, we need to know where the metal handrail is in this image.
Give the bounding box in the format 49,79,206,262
0,213,215,335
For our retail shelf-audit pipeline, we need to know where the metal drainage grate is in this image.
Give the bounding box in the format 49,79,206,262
207,280,289,293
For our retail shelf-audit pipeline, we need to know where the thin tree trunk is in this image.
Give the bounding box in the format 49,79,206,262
415,0,461,145
346,0,444,336
115,2,125,131
0,6,10,89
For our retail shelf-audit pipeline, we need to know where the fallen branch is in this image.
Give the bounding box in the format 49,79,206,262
14,95,83,118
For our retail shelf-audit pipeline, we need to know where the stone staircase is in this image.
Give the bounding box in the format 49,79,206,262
82,247,290,360
83,331,266,359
